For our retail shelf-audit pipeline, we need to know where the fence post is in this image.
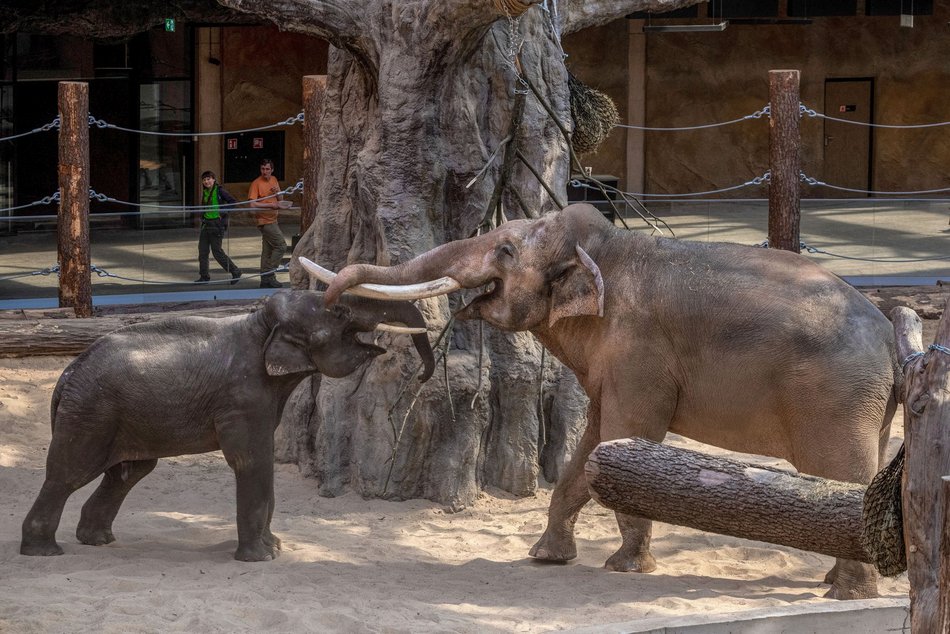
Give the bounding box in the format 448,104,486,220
301,75,326,240
57,81,92,318
941,475,950,631
767,70,800,253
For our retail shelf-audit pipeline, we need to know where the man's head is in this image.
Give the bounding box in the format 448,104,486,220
260,159,274,178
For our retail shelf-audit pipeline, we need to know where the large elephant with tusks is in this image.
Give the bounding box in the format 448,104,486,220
302,203,900,600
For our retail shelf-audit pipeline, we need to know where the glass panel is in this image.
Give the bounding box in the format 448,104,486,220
788,0,857,17
0,84,13,232
138,80,192,227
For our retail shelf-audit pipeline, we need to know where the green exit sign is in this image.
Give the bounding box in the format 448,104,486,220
164,18,175,32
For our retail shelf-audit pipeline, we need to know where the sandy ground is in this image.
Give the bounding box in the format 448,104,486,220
0,351,919,633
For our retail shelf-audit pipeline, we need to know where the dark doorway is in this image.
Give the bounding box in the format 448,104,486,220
823,78,873,197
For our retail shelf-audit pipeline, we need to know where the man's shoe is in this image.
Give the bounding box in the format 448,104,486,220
259,278,283,289
230,270,242,285
194,277,210,283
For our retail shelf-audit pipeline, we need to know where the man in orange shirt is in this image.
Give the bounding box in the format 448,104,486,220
248,158,287,288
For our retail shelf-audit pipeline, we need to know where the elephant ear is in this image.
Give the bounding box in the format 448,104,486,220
548,245,604,327
263,326,318,376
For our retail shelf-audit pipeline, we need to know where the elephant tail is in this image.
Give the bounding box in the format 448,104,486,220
49,367,70,432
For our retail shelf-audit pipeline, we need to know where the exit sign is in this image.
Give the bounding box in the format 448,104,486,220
164,18,175,32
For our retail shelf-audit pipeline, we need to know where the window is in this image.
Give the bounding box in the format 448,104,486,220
865,0,933,15
787,0,857,16
627,6,699,19
708,0,779,18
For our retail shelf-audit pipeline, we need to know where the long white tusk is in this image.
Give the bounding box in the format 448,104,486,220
375,323,427,335
298,256,462,300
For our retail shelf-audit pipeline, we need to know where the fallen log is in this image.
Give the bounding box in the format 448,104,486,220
585,438,871,563
0,304,259,357
891,303,950,634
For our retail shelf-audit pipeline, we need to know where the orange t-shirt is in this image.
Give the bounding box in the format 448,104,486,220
248,176,280,226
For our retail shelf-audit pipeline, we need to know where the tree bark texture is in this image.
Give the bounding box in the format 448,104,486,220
892,303,950,634
586,438,871,562
767,69,800,253
300,75,326,240
57,81,92,318
215,0,704,509
0,305,258,357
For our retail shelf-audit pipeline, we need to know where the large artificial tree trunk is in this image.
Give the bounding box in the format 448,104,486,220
222,0,695,508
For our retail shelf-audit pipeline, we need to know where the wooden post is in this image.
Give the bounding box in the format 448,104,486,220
767,70,800,253
940,475,950,632
891,303,950,634
301,75,326,239
57,81,92,318
585,437,871,562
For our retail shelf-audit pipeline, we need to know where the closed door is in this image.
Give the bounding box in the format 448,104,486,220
823,79,872,197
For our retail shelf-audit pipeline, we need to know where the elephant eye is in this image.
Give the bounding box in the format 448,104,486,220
497,243,516,261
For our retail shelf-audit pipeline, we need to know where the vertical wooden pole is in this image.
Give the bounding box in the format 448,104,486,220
895,300,950,634
940,475,950,632
301,75,326,239
767,70,801,253
57,81,92,318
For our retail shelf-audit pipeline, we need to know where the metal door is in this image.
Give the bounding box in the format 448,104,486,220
822,79,873,197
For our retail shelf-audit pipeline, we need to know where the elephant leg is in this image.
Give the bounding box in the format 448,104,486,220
21,426,112,556
260,478,281,552
222,428,280,562
529,416,601,562
20,479,75,556
598,380,675,573
76,459,158,546
605,513,657,573
790,400,889,600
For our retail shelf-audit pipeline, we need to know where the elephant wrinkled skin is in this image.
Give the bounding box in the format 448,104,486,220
20,290,434,561
317,203,900,600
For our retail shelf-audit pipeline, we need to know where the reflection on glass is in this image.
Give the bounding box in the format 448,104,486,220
138,80,191,227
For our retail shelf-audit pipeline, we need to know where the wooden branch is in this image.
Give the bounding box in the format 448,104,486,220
892,306,924,366
0,305,258,358
585,437,871,562
892,299,950,634
563,0,704,35
216,0,371,59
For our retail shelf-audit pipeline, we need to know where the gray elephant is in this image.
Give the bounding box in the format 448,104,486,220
21,290,434,561
303,203,900,600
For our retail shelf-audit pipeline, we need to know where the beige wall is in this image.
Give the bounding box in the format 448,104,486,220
563,20,631,190
196,25,328,213
567,8,950,199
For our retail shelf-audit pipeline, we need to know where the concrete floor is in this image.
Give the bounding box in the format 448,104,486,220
0,199,947,309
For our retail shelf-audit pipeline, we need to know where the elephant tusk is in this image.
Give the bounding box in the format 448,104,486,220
376,322,427,335
298,256,462,300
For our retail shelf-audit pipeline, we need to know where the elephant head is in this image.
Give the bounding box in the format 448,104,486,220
261,290,435,380
300,204,607,332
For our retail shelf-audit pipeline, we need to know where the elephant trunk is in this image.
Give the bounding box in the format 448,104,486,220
314,237,495,304
338,296,436,381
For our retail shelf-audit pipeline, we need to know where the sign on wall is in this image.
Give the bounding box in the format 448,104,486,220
223,131,285,183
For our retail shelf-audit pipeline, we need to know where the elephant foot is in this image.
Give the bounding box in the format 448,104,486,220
822,560,879,600
528,530,577,562
76,526,116,546
822,562,839,585
20,540,64,556
234,537,280,562
604,548,657,573
262,530,282,552
823,581,879,600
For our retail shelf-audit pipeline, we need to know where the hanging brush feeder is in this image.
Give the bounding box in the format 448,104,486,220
568,71,619,156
